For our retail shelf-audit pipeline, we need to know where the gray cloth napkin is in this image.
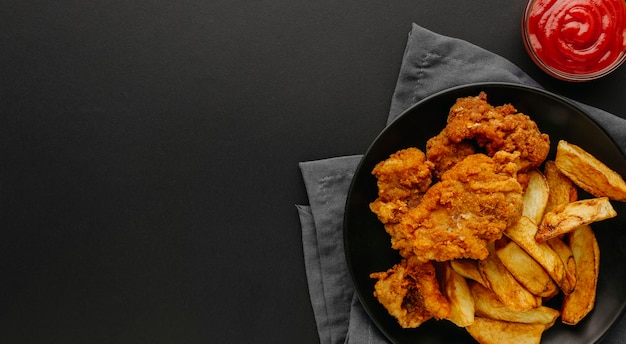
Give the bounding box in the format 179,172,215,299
296,23,626,344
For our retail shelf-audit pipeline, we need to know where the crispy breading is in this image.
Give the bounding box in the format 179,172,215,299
397,152,524,262
369,92,549,331
370,149,524,261
370,147,434,224
427,92,550,178
426,130,477,180
370,257,451,328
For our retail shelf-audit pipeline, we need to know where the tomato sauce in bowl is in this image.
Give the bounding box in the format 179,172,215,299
523,0,626,81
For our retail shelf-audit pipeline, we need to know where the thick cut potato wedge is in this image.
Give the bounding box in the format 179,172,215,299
536,197,616,243
470,282,559,328
562,225,600,325
465,317,546,344
544,160,578,213
442,262,475,327
495,238,558,298
478,245,541,311
555,140,626,201
546,237,576,293
450,259,486,287
522,169,550,225
505,216,573,294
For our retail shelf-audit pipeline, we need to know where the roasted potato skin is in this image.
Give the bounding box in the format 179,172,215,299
536,197,616,243
555,140,626,201
561,225,600,325
466,317,546,344
495,238,558,298
441,262,475,327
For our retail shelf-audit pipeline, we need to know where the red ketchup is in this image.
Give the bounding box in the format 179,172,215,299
523,0,626,81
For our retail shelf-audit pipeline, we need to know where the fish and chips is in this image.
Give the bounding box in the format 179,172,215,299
367,92,626,343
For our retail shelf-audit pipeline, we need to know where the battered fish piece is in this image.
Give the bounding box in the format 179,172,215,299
369,92,549,331
426,129,477,180
396,152,524,262
370,147,434,224
427,92,550,179
370,257,451,328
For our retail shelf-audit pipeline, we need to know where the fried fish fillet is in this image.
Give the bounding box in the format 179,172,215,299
370,257,450,328
370,147,434,224
427,92,550,179
395,152,524,261
369,92,550,331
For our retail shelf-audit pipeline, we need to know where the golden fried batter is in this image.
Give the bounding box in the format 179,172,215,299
370,257,450,328
370,147,434,224
397,152,524,262
369,92,548,330
426,129,477,180
427,92,550,178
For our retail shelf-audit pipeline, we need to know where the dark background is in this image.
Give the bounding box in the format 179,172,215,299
2,1,626,343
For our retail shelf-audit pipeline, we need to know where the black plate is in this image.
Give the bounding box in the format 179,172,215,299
344,83,626,343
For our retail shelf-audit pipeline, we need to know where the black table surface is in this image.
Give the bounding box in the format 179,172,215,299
3,1,626,343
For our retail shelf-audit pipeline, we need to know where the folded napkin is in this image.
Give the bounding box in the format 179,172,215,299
296,24,626,344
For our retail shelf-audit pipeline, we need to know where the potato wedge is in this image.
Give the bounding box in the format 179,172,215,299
562,225,600,325
471,282,559,328
478,245,541,311
465,317,546,344
442,262,475,327
555,140,626,201
544,160,578,213
505,216,573,294
522,169,550,225
495,238,558,298
451,259,486,287
536,197,616,243
547,237,576,293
